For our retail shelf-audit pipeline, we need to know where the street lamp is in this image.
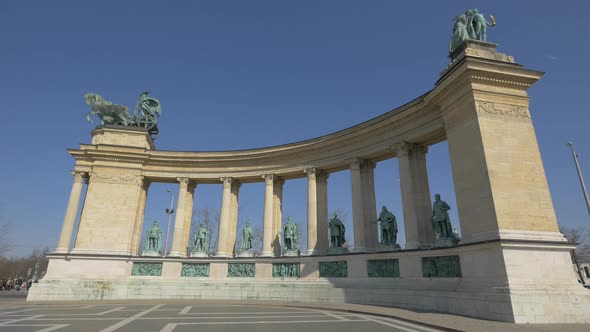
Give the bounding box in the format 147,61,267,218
164,189,175,256
568,142,590,217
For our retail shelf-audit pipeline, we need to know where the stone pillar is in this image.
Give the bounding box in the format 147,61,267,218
272,177,285,256
260,174,275,257
226,181,241,255
397,141,435,249
129,177,150,255
316,171,329,254
215,177,233,257
304,167,318,255
181,182,197,254
348,158,366,252
169,177,190,257
361,161,378,250
55,171,87,253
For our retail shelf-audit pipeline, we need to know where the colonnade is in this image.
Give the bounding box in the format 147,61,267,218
55,142,436,257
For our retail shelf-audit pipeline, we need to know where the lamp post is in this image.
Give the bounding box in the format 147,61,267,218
568,143,590,217
164,189,175,256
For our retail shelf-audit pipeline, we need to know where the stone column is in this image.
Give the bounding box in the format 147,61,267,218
181,182,197,254
304,167,318,255
55,171,87,253
169,177,190,257
272,177,285,256
227,181,241,255
397,142,434,249
130,177,150,255
215,177,233,257
348,158,366,252
260,174,275,257
316,170,329,254
361,161,378,250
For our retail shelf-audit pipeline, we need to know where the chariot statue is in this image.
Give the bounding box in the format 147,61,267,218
85,91,162,140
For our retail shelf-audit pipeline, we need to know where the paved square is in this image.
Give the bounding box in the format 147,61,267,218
0,302,444,332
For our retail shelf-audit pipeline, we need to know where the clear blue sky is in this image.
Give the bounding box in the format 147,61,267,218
1,1,589,257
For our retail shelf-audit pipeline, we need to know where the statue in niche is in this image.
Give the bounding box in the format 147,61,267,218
283,217,298,251
431,194,453,239
329,213,346,248
144,221,162,253
449,9,496,53
376,206,398,245
192,224,209,252
240,221,254,251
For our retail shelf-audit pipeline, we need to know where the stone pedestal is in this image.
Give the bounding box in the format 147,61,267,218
189,251,208,258
431,237,459,248
141,250,161,257
237,250,255,258
282,249,299,257
326,247,348,255
376,243,401,252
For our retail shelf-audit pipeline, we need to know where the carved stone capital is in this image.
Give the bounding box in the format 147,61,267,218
177,177,190,187
72,171,87,184
274,176,285,189
262,174,275,184
220,177,233,187
187,181,197,192
304,167,317,179
346,157,362,170
361,160,376,170
394,141,428,159
316,170,330,182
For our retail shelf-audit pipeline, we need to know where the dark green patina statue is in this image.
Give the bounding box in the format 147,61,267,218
85,91,162,139
192,224,209,252
283,217,298,251
329,213,345,248
240,221,254,251
376,206,398,245
449,9,496,53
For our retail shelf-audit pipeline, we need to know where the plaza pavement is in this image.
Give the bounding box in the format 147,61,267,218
0,294,588,331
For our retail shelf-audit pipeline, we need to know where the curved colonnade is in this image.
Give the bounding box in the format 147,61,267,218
29,42,590,324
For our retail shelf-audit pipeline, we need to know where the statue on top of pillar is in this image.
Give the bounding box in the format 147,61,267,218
375,206,400,251
142,221,162,256
431,194,460,247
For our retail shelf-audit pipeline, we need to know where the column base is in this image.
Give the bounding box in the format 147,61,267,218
305,249,318,256
350,247,366,253
213,252,231,258
53,248,70,254
167,251,187,258
259,251,273,257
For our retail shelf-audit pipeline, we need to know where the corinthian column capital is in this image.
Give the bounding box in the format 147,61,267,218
177,177,190,187
262,174,275,184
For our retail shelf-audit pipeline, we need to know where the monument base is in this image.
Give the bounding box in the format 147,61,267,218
141,250,161,257
237,250,255,258
189,251,208,258
282,249,299,257
432,237,460,248
376,243,401,252
326,247,348,255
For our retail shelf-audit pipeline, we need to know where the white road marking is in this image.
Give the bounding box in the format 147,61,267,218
352,313,443,332
0,308,37,315
99,304,163,332
97,307,124,315
321,310,349,321
34,324,70,332
178,306,191,315
80,305,95,309
159,319,368,332
0,314,45,325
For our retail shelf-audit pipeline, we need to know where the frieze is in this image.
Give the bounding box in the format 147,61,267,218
367,259,400,278
90,171,143,186
476,101,530,120
227,263,255,277
422,255,461,278
92,133,149,148
272,263,300,278
319,261,347,278
181,263,210,277
131,262,162,276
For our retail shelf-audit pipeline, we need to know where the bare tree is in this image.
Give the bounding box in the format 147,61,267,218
560,225,590,284
251,226,264,254
191,208,219,253
0,224,9,258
